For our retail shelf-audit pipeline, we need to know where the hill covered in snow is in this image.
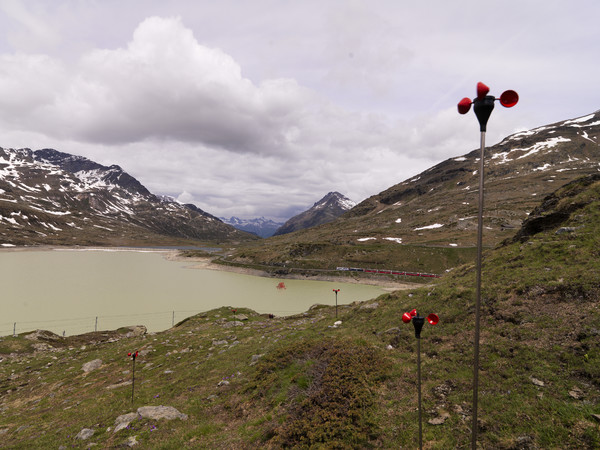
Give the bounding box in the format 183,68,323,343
223,110,600,274
273,192,356,236
0,148,257,246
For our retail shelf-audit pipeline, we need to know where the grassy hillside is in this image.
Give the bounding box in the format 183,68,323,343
1,176,599,448
221,113,600,276
216,231,478,277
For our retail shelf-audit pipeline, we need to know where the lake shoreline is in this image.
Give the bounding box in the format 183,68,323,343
0,245,420,292
167,253,419,292
1,247,391,336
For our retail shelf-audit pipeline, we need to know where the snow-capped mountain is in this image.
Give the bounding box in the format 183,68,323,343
317,109,600,248
223,109,600,270
273,192,356,236
0,148,257,246
220,216,284,238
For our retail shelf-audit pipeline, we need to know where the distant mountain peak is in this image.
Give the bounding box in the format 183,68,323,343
313,191,356,210
220,216,284,238
273,192,355,236
33,148,152,197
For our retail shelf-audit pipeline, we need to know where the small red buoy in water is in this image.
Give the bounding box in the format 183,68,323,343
276,282,286,290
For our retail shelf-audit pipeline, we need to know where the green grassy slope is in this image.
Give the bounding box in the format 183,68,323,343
1,175,599,448
221,113,600,276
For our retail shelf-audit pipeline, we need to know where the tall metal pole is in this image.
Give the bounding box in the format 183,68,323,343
417,335,423,450
471,91,494,450
472,130,486,448
458,82,519,450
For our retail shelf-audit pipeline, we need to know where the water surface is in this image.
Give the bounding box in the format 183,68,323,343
0,249,384,336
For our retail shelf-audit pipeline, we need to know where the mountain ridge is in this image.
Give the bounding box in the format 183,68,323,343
223,109,600,274
273,191,356,236
0,147,257,246
220,216,284,238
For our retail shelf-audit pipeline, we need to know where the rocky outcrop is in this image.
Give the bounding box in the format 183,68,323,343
24,330,63,342
82,359,102,373
510,173,600,243
114,406,188,433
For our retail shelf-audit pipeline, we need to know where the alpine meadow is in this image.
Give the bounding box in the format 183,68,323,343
1,110,599,448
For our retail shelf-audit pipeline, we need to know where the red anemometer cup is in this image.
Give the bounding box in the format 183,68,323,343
499,90,519,107
402,308,417,323
427,313,439,325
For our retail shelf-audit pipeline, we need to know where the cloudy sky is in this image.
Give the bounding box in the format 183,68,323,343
0,0,598,221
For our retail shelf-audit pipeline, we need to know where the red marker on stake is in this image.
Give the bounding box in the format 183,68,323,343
402,310,439,449
333,289,340,318
128,351,138,404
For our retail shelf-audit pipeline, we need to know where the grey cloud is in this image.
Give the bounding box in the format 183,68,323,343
0,0,61,52
1,2,599,222
0,53,67,121
5,17,312,155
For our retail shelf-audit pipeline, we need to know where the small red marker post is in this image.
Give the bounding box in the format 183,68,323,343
402,309,439,450
333,289,340,318
128,351,138,404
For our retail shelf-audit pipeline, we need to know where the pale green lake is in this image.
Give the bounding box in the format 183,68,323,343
0,249,385,336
